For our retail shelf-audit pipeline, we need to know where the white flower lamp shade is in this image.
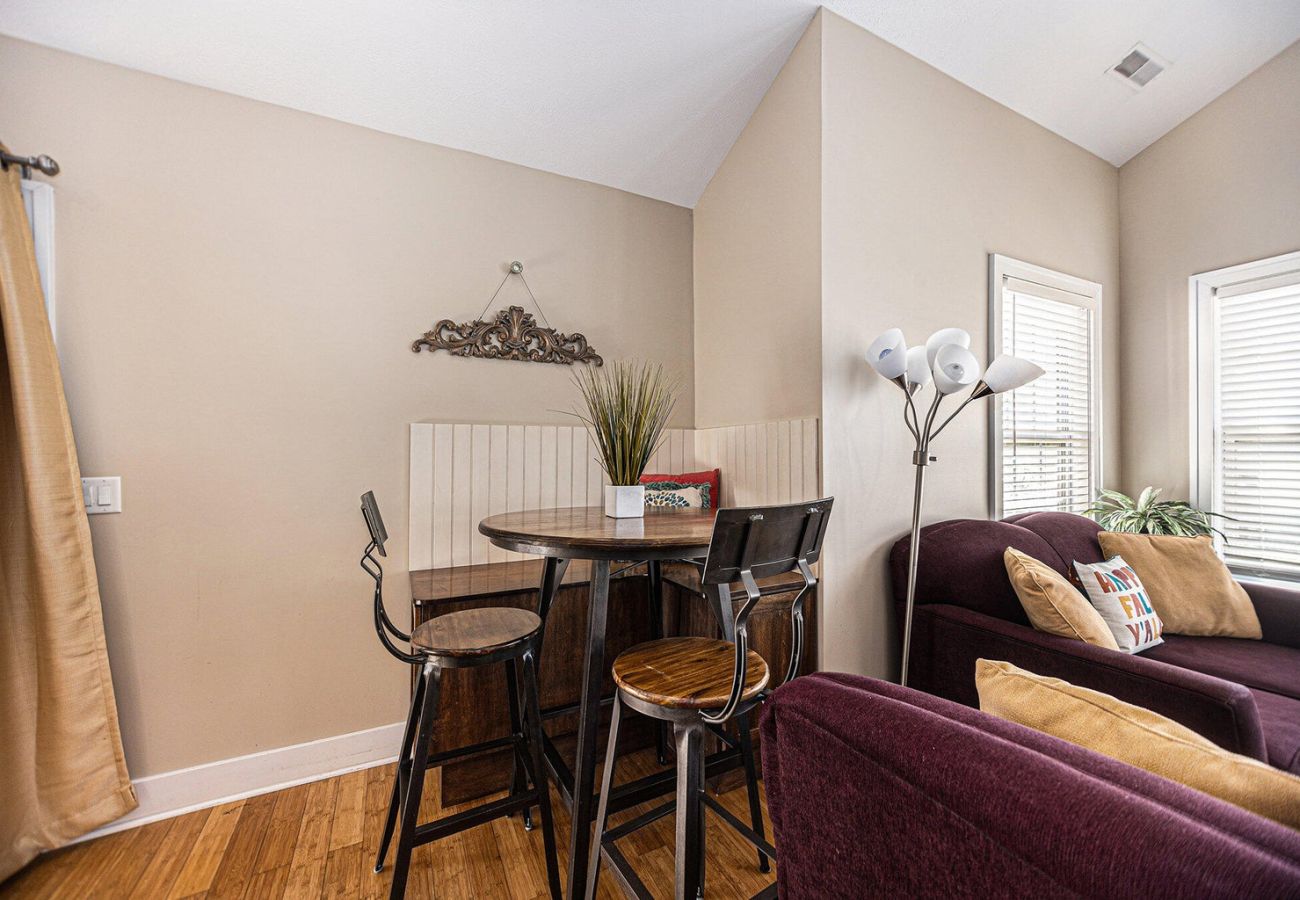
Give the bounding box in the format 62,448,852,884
932,344,980,394
867,328,908,380
981,354,1044,393
905,346,931,393
925,328,970,369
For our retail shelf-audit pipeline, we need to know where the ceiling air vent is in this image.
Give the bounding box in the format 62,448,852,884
1109,43,1167,89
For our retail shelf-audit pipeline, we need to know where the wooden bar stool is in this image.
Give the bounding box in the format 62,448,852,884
587,499,833,900
359,492,562,900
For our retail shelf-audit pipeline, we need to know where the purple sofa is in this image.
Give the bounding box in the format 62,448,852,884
888,512,1300,773
760,673,1300,898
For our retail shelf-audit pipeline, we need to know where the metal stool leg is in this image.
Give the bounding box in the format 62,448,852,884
736,711,770,873
584,694,624,900
523,649,563,900
647,561,670,766
390,664,440,900
375,666,426,873
504,657,532,830
674,721,705,900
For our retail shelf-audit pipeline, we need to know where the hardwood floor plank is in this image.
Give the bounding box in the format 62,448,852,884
203,793,278,900
81,816,174,897
321,843,362,900
169,801,247,899
459,814,511,899
283,776,340,900
32,826,136,898
359,763,396,900
253,782,311,874
489,810,548,899
241,864,290,900
130,810,213,899
327,770,367,852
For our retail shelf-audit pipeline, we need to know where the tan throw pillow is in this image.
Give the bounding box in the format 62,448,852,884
976,659,1300,830
1003,548,1118,650
1097,532,1261,639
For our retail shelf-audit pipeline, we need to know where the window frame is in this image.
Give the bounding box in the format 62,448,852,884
1189,249,1300,579
988,253,1104,520
20,178,56,341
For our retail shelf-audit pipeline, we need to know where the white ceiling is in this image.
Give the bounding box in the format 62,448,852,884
3,1,1298,207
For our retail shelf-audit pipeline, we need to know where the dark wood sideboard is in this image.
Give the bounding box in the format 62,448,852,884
411,559,818,804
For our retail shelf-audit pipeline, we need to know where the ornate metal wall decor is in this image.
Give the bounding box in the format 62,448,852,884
411,261,603,366
411,304,603,365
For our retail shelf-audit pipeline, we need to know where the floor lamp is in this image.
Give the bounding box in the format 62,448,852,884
866,327,1043,687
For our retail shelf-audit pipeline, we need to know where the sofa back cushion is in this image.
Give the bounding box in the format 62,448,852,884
1006,511,1106,572
889,513,1106,624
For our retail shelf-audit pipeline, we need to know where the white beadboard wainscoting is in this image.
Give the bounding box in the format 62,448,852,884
409,418,820,570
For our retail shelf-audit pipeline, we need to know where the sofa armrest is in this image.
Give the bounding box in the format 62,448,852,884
909,603,1268,761
1240,579,1300,649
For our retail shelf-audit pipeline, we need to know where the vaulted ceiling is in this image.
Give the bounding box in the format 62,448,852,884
3,1,1298,207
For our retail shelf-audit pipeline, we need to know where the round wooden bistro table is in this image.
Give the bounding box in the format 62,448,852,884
479,506,719,899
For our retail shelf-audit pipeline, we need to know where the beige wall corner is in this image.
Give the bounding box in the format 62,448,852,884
818,10,1121,679
1118,40,1300,499
0,35,694,778
692,10,823,428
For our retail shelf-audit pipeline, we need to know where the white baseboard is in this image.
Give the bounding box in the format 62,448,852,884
77,720,406,842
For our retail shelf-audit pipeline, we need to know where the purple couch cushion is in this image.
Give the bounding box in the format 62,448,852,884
1250,688,1300,774
1006,510,1107,570
1144,636,1300,703
889,519,1067,624
762,674,1300,899
890,513,1110,626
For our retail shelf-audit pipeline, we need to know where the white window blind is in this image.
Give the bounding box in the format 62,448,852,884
990,256,1102,519
1194,253,1300,581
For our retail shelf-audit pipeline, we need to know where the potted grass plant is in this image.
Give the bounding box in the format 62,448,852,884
572,360,676,518
1085,487,1227,538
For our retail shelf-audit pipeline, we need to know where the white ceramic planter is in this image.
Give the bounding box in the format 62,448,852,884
604,484,645,518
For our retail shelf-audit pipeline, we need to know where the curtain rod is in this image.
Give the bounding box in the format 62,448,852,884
0,149,60,178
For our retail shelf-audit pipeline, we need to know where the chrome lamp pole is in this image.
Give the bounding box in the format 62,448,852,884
866,328,1043,687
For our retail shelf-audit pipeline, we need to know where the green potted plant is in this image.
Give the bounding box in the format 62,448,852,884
1085,487,1227,538
571,360,676,518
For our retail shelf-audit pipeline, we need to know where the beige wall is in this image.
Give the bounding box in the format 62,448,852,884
0,36,694,777
1118,40,1300,498
692,15,822,428
818,11,1121,678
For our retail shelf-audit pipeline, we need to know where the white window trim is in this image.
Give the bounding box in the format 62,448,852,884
1189,249,1300,581
988,253,1104,519
20,178,56,340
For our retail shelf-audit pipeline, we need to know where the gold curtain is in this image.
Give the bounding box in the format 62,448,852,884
0,154,135,880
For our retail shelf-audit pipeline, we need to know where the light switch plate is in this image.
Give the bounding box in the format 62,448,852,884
81,476,121,514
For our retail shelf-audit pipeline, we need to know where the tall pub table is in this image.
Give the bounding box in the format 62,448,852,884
480,506,743,898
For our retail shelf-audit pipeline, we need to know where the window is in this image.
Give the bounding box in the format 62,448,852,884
1192,251,1300,582
20,178,55,339
989,254,1102,519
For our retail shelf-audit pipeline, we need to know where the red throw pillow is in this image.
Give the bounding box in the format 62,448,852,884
640,469,721,509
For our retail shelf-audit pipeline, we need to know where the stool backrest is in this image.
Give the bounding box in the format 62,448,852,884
360,492,422,665
699,498,833,724
700,499,832,586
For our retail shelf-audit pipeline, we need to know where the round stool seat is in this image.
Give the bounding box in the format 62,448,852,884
612,637,769,711
412,607,540,658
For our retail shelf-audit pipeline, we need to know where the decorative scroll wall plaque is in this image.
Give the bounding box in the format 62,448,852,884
411,261,603,366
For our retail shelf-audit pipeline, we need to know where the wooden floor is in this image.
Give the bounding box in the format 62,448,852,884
1,747,776,899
